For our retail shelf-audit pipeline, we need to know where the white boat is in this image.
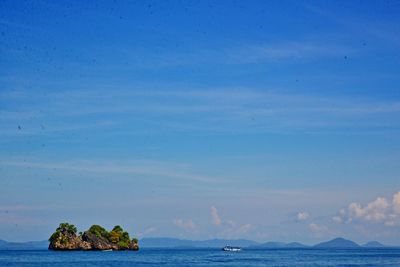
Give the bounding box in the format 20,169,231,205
222,246,242,252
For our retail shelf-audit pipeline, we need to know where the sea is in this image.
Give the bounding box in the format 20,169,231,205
1,248,400,267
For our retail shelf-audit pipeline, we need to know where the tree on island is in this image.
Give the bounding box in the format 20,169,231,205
108,225,132,249
88,224,109,239
49,223,78,246
48,222,139,251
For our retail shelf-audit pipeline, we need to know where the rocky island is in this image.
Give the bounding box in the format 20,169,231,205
48,223,139,251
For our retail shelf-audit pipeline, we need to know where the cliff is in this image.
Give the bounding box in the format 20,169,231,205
48,223,139,251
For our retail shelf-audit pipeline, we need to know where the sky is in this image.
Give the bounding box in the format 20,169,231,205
1,0,400,245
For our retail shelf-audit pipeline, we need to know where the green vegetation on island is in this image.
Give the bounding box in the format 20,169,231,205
48,223,139,251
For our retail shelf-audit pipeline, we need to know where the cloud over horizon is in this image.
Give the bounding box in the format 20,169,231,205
211,206,221,226
333,191,400,227
297,211,311,221
173,219,197,233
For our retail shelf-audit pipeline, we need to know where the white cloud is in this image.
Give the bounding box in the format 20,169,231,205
385,220,396,227
0,159,221,184
137,227,157,238
332,216,343,224
308,223,320,232
348,197,389,222
235,224,253,235
385,214,398,227
173,219,196,232
2,86,400,138
393,192,400,214
335,191,400,226
229,42,353,64
208,206,252,238
211,206,221,226
297,211,310,221
308,223,328,236
217,221,254,239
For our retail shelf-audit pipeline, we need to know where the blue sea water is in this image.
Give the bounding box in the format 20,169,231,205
1,248,400,267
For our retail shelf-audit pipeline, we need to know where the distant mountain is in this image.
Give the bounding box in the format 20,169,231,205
140,238,194,248
141,238,311,249
249,241,308,249
262,241,286,247
285,242,309,248
196,239,259,248
362,241,385,248
314,238,360,248
0,239,48,250
140,238,259,248
0,237,390,250
250,241,286,248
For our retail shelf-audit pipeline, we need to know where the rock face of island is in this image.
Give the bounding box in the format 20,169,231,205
49,223,139,251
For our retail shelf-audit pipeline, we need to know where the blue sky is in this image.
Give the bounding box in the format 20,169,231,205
1,0,400,245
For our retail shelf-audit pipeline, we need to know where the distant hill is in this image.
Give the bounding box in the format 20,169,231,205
285,242,309,248
0,237,391,250
253,241,286,248
249,241,308,249
196,239,259,248
0,239,48,250
140,238,194,248
314,238,360,248
362,241,385,248
140,238,259,248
